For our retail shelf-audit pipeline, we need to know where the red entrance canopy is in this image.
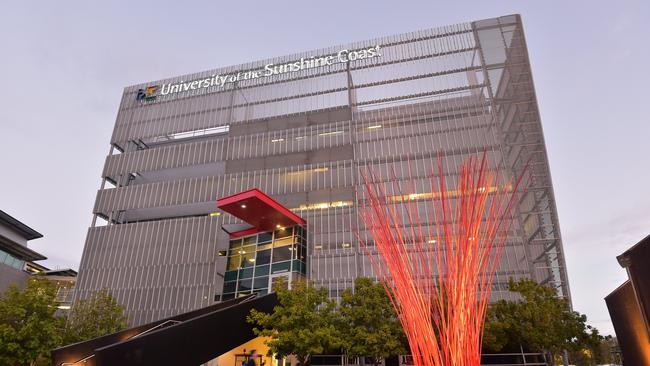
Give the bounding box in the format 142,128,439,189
216,189,305,238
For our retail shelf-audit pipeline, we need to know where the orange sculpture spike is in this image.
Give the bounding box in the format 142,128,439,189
359,152,528,366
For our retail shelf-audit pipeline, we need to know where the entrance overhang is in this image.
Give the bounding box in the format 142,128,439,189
217,188,305,238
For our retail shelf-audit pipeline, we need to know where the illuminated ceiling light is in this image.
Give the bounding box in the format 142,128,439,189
209,212,221,217
313,167,329,173
295,136,305,140
241,204,247,208
428,239,437,244
367,125,382,129
318,130,344,137
57,305,71,310
248,258,256,262
342,243,351,248
276,224,282,228
314,245,323,249
271,138,285,143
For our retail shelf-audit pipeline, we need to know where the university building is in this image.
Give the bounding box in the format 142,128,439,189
75,14,570,326
0,210,77,312
0,210,46,292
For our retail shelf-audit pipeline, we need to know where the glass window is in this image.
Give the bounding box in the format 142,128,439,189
229,239,243,250
298,244,306,261
241,249,256,268
273,246,292,263
239,268,254,279
0,250,7,263
254,288,268,295
224,270,238,281
253,277,269,289
223,281,237,293
255,265,270,276
258,232,273,243
6,255,17,267
222,293,235,301
227,254,242,270
292,260,305,274
296,226,306,239
273,237,293,248
238,278,252,292
271,261,291,274
243,235,257,246
274,227,292,239
256,249,271,266
257,242,273,251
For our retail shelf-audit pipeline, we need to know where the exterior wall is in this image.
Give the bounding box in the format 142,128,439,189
605,281,650,365
75,14,570,326
0,262,29,293
0,224,29,247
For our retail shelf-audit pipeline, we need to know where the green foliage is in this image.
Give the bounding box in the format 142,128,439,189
0,280,128,366
566,332,614,365
62,289,128,345
483,278,604,364
247,279,341,366
339,278,406,366
0,277,62,366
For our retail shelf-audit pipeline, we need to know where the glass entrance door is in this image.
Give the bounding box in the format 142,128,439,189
268,272,291,291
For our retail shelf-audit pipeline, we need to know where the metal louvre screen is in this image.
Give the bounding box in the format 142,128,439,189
75,14,571,326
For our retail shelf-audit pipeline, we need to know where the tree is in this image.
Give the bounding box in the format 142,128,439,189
567,331,613,366
247,279,341,366
62,289,128,345
0,277,62,366
482,278,604,365
339,277,406,366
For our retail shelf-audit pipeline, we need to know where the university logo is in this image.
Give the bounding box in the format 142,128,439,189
136,85,159,101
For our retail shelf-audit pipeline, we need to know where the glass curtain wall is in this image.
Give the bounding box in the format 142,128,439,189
221,225,307,300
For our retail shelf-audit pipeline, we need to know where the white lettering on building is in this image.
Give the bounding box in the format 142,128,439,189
156,45,382,98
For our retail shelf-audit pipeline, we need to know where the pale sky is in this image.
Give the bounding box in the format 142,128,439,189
1,0,648,336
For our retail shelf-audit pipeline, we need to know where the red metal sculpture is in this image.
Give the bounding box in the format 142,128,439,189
359,153,527,366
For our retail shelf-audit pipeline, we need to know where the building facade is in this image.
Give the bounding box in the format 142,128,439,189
0,210,46,293
75,14,570,326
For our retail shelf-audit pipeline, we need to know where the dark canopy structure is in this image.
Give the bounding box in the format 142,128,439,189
51,293,277,366
605,233,650,364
